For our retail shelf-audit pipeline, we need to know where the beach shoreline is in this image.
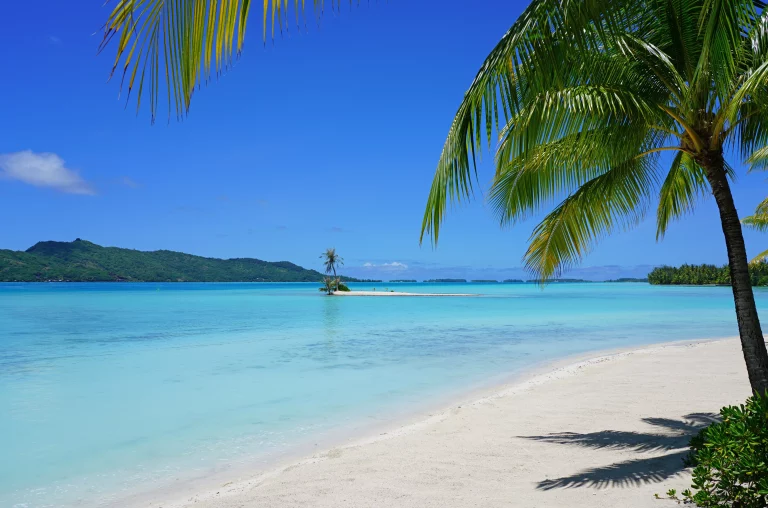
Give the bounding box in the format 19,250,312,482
122,335,750,508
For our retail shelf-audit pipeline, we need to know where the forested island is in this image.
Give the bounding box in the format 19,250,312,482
648,264,768,286
0,239,361,282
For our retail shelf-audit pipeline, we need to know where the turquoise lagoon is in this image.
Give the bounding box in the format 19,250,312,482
1,282,764,506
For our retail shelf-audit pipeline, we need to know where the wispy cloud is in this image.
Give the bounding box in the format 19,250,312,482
48,35,61,45
362,261,409,271
328,226,346,233
0,150,95,195
119,176,140,189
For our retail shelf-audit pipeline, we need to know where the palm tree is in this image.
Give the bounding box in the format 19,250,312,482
320,276,337,295
100,0,768,392
743,198,768,263
320,248,343,280
420,0,768,393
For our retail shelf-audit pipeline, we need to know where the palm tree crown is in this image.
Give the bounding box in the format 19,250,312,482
421,0,768,392
424,0,767,275
321,248,343,278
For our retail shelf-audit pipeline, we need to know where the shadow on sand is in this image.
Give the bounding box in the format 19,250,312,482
520,413,718,490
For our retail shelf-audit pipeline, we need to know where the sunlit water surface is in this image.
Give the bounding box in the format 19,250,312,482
1,282,764,507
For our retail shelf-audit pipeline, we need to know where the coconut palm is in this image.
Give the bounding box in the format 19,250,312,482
320,248,343,280
743,198,768,263
420,0,768,393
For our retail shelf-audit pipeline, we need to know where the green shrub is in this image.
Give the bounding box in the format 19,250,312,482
337,282,351,292
648,262,768,286
684,391,768,507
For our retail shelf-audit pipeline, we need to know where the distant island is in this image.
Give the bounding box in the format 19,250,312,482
0,239,363,283
605,277,649,283
527,278,592,283
389,279,417,283
648,264,768,286
470,279,499,283
503,279,525,283
424,278,468,283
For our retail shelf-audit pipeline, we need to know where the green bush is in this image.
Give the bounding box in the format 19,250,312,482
337,282,351,292
648,262,768,286
684,392,768,507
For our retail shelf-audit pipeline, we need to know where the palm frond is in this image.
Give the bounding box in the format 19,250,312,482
420,0,648,244
743,214,768,231
654,0,702,81
694,0,758,103
747,145,768,170
489,125,651,225
742,197,768,232
750,248,768,264
656,151,709,239
734,92,768,161
100,0,353,122
524,156,660,281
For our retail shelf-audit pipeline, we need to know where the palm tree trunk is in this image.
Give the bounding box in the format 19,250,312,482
701,152,768,394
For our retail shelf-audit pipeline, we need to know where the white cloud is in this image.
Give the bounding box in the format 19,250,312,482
0,151,95,195
362,261,409,271
382,262,408,269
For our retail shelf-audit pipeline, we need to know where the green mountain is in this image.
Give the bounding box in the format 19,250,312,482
0,239,351,282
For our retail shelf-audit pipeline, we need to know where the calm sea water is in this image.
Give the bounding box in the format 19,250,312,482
1,282,764,507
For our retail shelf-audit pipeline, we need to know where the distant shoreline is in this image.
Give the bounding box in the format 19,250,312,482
332,291,476,297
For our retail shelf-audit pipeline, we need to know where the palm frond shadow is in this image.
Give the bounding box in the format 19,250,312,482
520,412,718,490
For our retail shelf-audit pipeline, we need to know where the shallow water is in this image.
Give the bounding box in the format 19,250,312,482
0,282,763,507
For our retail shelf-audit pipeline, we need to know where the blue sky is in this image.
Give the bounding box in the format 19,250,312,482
1,0,767,281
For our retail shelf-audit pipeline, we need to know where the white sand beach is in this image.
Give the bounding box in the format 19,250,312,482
332,291,476,297
144,337,753,508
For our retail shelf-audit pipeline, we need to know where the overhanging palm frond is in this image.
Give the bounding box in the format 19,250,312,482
656,151,709,239
524,156,659,281
750,248,768,264
420,0,642,243
488,125,650,226
746,144,768,170
742,197,768,232
100,0,352,122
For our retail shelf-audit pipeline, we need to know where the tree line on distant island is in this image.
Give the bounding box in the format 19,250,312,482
0,239,366,283
648,264,768,287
